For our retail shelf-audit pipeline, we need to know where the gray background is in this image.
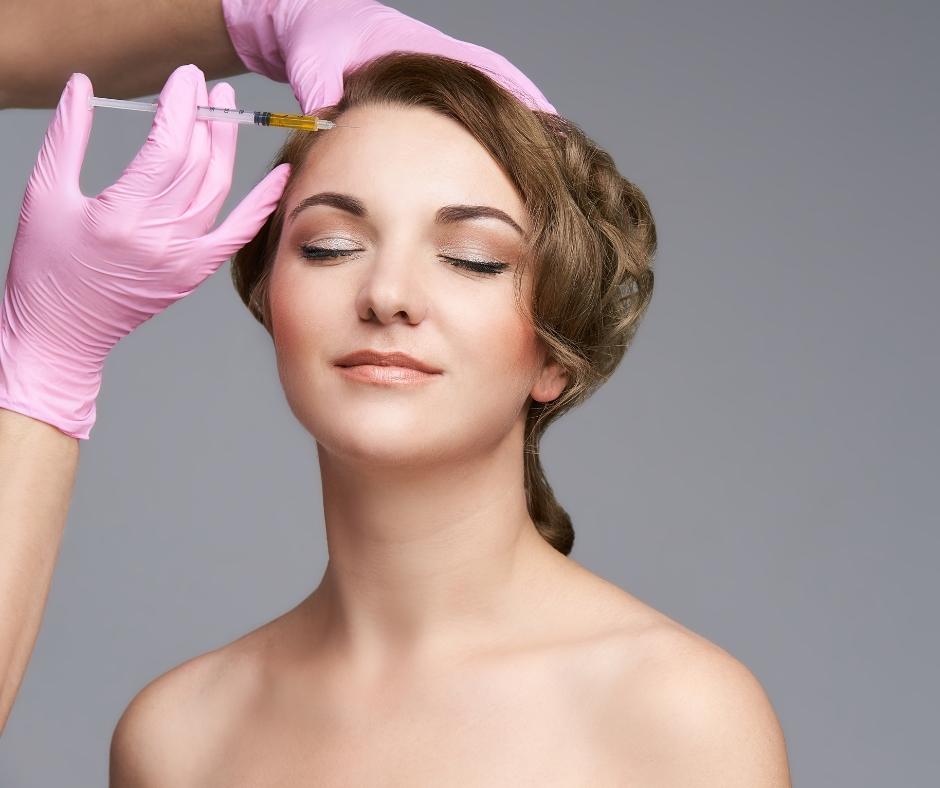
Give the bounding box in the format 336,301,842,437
1,0,937,784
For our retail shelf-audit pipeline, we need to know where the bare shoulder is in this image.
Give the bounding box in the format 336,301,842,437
109,649,233,787
547,558,790,785
109,622,278,787
594,597,792,787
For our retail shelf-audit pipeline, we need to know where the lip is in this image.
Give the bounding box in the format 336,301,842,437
336,364,440,386
334,349,442,374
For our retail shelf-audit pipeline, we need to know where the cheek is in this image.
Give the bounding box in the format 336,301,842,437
451,289,541,396
268,261,338,355
492,278,541,373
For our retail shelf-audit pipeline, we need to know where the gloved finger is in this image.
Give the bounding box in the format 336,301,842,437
194,163,291,277
388,23,557,116
27,72,94,204
293,63,344,117
180,81,238,230
169,70,213,210
96,64,200,205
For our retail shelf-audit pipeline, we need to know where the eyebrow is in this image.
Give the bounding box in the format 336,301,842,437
286,191,525,237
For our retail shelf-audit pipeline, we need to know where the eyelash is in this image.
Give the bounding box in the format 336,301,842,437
298,245,509,276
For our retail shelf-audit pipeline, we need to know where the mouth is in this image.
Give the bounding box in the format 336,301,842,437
334,349,443,374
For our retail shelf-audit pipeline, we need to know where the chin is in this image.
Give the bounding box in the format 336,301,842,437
317,430,458,471
295,407,453,464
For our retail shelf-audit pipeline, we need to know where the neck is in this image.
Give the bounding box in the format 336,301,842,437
301,419,567,677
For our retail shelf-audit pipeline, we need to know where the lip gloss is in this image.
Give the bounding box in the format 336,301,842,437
336,364,441,386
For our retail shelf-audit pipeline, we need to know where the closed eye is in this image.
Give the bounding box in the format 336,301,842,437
298,245,508,276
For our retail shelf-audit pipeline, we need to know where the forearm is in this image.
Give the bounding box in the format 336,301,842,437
0,0,246,108
0,408,78,735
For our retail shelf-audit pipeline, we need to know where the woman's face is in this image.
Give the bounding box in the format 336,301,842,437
267,103,567,467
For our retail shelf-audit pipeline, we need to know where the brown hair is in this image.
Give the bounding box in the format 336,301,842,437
231,51,657,556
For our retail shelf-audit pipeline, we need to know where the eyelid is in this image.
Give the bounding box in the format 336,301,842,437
301,236,362,249
298,244,508,274
299,238,507,263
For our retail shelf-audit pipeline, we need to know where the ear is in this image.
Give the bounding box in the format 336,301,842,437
531,358,569,403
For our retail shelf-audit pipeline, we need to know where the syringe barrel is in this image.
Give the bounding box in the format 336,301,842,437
195,106,255,125
87,95,256,125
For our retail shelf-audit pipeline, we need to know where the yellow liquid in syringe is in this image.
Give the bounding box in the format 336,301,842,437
256,112,335,131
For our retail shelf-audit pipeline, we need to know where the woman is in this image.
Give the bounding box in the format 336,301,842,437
107,53,788,784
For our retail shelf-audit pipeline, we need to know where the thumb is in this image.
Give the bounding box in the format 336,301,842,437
29,73,94,201
199,163,292,267
298,77,341,117
289,59,343,116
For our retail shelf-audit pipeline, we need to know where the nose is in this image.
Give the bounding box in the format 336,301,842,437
355,245,429,325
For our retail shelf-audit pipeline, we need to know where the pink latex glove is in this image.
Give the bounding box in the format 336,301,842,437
0,64,291,440
222,0,557,116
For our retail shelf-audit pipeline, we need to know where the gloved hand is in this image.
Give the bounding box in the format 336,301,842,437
222,0,557,116
0,64,291,440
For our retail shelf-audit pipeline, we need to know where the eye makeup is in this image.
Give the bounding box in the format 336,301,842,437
297,244,510,276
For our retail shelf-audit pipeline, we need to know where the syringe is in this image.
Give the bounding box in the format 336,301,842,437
87,95,347,132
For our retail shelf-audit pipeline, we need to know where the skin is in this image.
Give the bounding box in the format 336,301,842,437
0,0,243,108
109,104,792,786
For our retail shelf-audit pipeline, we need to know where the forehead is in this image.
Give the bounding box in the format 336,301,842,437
287,104,528,232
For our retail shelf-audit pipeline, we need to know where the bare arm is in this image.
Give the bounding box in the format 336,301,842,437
0,408,79,735
0,0,245,108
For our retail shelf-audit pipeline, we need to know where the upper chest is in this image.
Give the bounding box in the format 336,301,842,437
197,634,652,787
